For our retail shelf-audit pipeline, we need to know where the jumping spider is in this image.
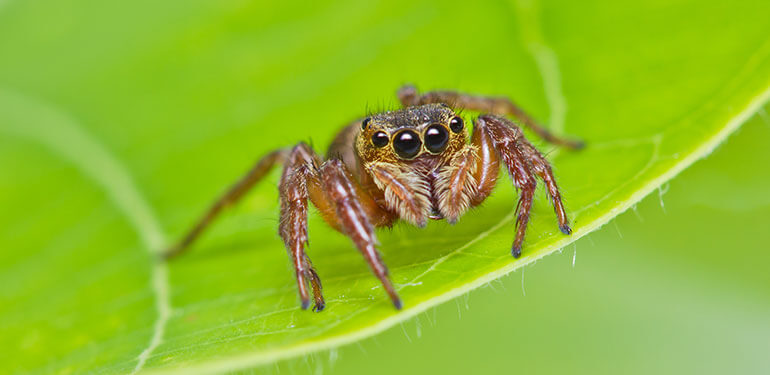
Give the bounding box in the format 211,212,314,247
164,85,583,312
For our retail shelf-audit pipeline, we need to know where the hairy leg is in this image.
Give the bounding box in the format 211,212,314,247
506,147,537,257
472,114,571,257
398,84,584,150
319,159,402,309
282,153,401,310
278,143,325,310
163,148,289,259
518,140,571,234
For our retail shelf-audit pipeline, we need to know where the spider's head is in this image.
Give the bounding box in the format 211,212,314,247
356,104,468,164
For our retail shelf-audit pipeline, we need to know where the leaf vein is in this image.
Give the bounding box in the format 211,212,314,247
0,88,171,375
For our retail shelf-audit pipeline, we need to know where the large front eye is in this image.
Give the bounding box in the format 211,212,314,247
424,125,449,154
371,131,389,148
393,130,422,159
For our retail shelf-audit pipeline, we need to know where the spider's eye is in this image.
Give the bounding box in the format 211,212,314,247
393,130,422,159
371,131,389,148
361,117,371,130
424,125,449,154
449,116,464,133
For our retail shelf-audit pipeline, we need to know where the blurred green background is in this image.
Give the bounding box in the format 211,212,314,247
1,0,769,374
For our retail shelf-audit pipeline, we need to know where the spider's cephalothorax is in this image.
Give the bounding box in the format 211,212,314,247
354,104,474,225
164,85,583,312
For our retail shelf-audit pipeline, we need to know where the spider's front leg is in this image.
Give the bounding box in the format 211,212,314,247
469,115,572,258
281,148,401,311
317,159,402,309
278,143,326,311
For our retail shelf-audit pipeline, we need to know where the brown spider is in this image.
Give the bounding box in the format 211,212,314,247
164,85,583,312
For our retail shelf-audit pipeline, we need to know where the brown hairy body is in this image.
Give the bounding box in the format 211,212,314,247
164,85,583,311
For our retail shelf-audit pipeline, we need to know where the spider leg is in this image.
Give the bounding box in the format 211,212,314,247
163,148,289,259
318,159,402,309
506,147,537,258
397,84,584,150
473,114,572,258
278,143,326,311
304,254,325,312
518,139,571,235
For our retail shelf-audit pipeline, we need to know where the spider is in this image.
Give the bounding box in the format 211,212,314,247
164,85,583,312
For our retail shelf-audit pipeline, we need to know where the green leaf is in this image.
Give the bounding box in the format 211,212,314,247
1,1,769,374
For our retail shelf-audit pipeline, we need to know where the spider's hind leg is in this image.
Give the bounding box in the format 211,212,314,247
397,84,584,150
163,148,289,259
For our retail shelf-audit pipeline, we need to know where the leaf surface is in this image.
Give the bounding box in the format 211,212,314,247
1,0,769,374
